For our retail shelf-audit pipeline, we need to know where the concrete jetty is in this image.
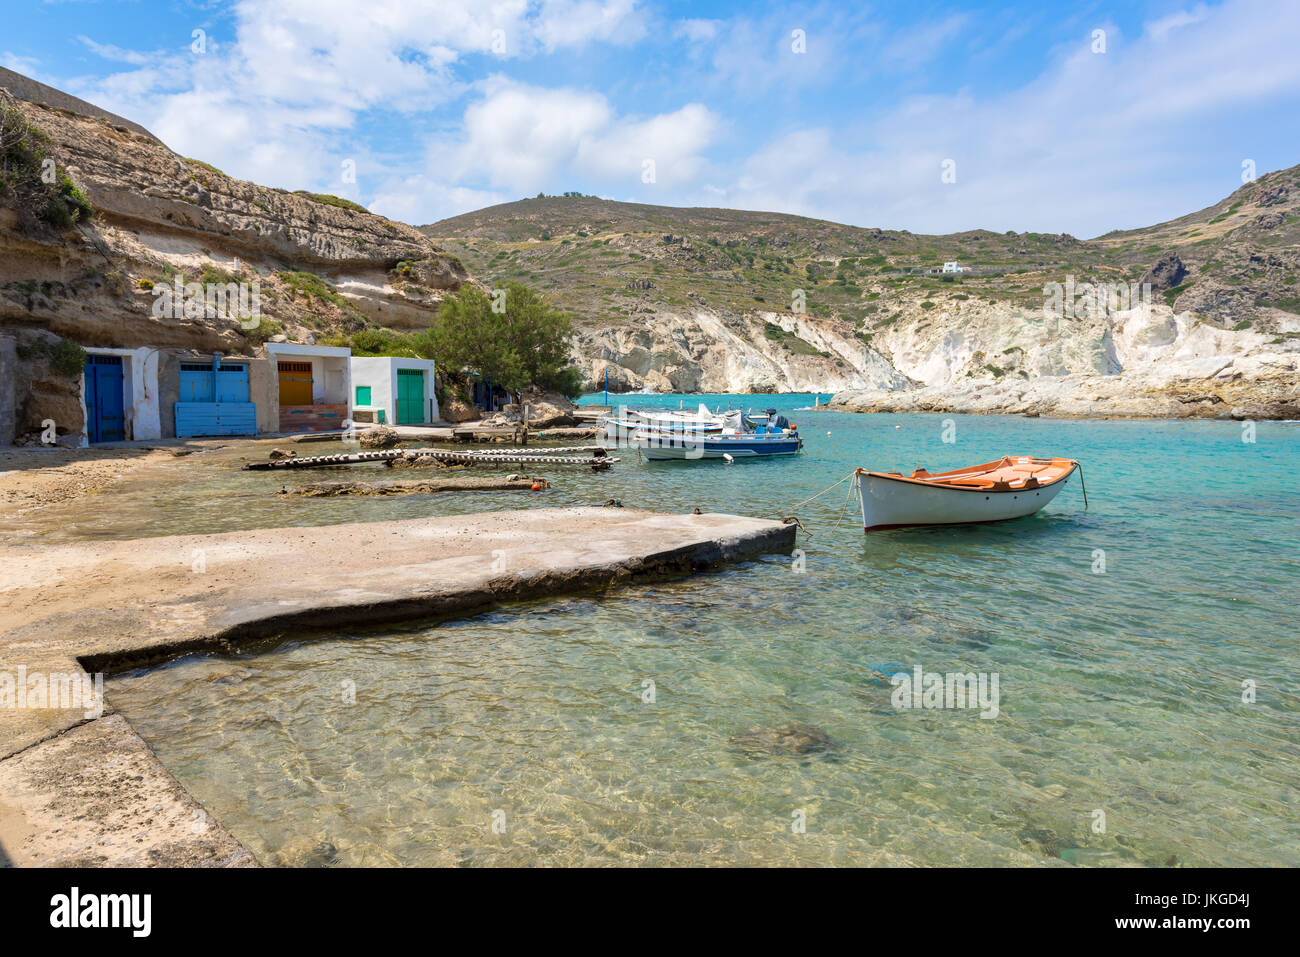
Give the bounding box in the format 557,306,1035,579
0,508,795,866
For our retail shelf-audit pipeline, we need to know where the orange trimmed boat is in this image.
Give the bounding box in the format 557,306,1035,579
856,456,1081,532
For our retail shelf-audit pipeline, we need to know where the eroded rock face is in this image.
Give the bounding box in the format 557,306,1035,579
20,376,82,438
2,329,85,443
574,309,909,394
1140,252,1188,292
0,89,469,358
828,354,1300,420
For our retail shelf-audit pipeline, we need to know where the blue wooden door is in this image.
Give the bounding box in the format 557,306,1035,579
86,355,125,443
179,363,215,402
175,361,256,437
216,364,250,402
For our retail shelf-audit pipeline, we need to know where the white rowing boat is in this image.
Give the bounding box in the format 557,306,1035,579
856,455,1080,531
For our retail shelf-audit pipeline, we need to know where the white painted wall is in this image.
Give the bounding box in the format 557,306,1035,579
266,342,353,409
349,357,439,425
79,346,162,445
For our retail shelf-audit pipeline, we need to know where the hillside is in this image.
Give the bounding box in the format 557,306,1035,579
1,72,469,440
424,177,1300,416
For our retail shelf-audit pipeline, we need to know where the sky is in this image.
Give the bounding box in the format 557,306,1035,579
3,0,1299,237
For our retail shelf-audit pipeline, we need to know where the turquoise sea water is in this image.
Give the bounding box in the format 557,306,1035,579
104,396,1300,866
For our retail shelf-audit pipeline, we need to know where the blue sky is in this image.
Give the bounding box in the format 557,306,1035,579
5,0,1299,236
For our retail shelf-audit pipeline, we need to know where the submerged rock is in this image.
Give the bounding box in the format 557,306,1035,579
728,721,837,757
1016,823,1070,858
387,451,450,469
296,841,341,867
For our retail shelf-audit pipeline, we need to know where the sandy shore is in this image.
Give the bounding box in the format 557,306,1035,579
0,446,184,518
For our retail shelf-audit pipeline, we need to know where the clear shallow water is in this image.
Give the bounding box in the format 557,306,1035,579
96,395,1300,866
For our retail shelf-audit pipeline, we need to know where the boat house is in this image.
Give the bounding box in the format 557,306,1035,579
349,357,439,425
266,342,352,433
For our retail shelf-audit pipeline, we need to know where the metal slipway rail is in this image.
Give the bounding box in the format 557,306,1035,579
242,446,618,471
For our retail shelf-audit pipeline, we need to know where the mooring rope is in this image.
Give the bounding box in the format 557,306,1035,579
830,471,860,531
776,471,858,515
768,470,860,534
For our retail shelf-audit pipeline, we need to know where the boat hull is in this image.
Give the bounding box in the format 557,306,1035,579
635,432,802,460
858,464,1075,530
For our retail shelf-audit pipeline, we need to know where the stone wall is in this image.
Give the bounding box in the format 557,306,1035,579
0,336,16,445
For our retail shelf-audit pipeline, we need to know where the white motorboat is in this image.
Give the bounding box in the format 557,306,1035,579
633,410,802,460
602,403,724,442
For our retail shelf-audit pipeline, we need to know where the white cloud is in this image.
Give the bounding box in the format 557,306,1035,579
52,0,648,203
676,19,721,43
533,0,646,51
414,78,718,216
1145,4,1213,41
370,175,510,225
713,0,1300,236
77,36,152,66
881,13,971,69
18,0,1298,240
1,52,44,78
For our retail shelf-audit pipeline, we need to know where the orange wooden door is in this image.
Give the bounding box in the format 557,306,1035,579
278,361,313,405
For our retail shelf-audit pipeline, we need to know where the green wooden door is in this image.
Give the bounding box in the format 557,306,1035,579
396,368,425,424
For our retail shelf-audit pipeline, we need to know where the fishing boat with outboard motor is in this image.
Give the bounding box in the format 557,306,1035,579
633,410,802,460
855,455,1082,530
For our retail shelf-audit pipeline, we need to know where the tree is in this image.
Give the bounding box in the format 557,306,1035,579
421,282,582,397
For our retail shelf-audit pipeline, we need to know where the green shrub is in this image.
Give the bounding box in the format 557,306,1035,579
200,264,240,285
1,105,96,232
425,281,583,396
242,318,284,345
1164,282,1192,307
293,190,368,213
48,337,87,377
277,270,359,314
185,157,225,177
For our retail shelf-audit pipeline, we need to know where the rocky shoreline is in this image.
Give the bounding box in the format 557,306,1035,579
825,355,1300,420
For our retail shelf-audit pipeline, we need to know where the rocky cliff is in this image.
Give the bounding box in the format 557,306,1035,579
1,72,469,440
